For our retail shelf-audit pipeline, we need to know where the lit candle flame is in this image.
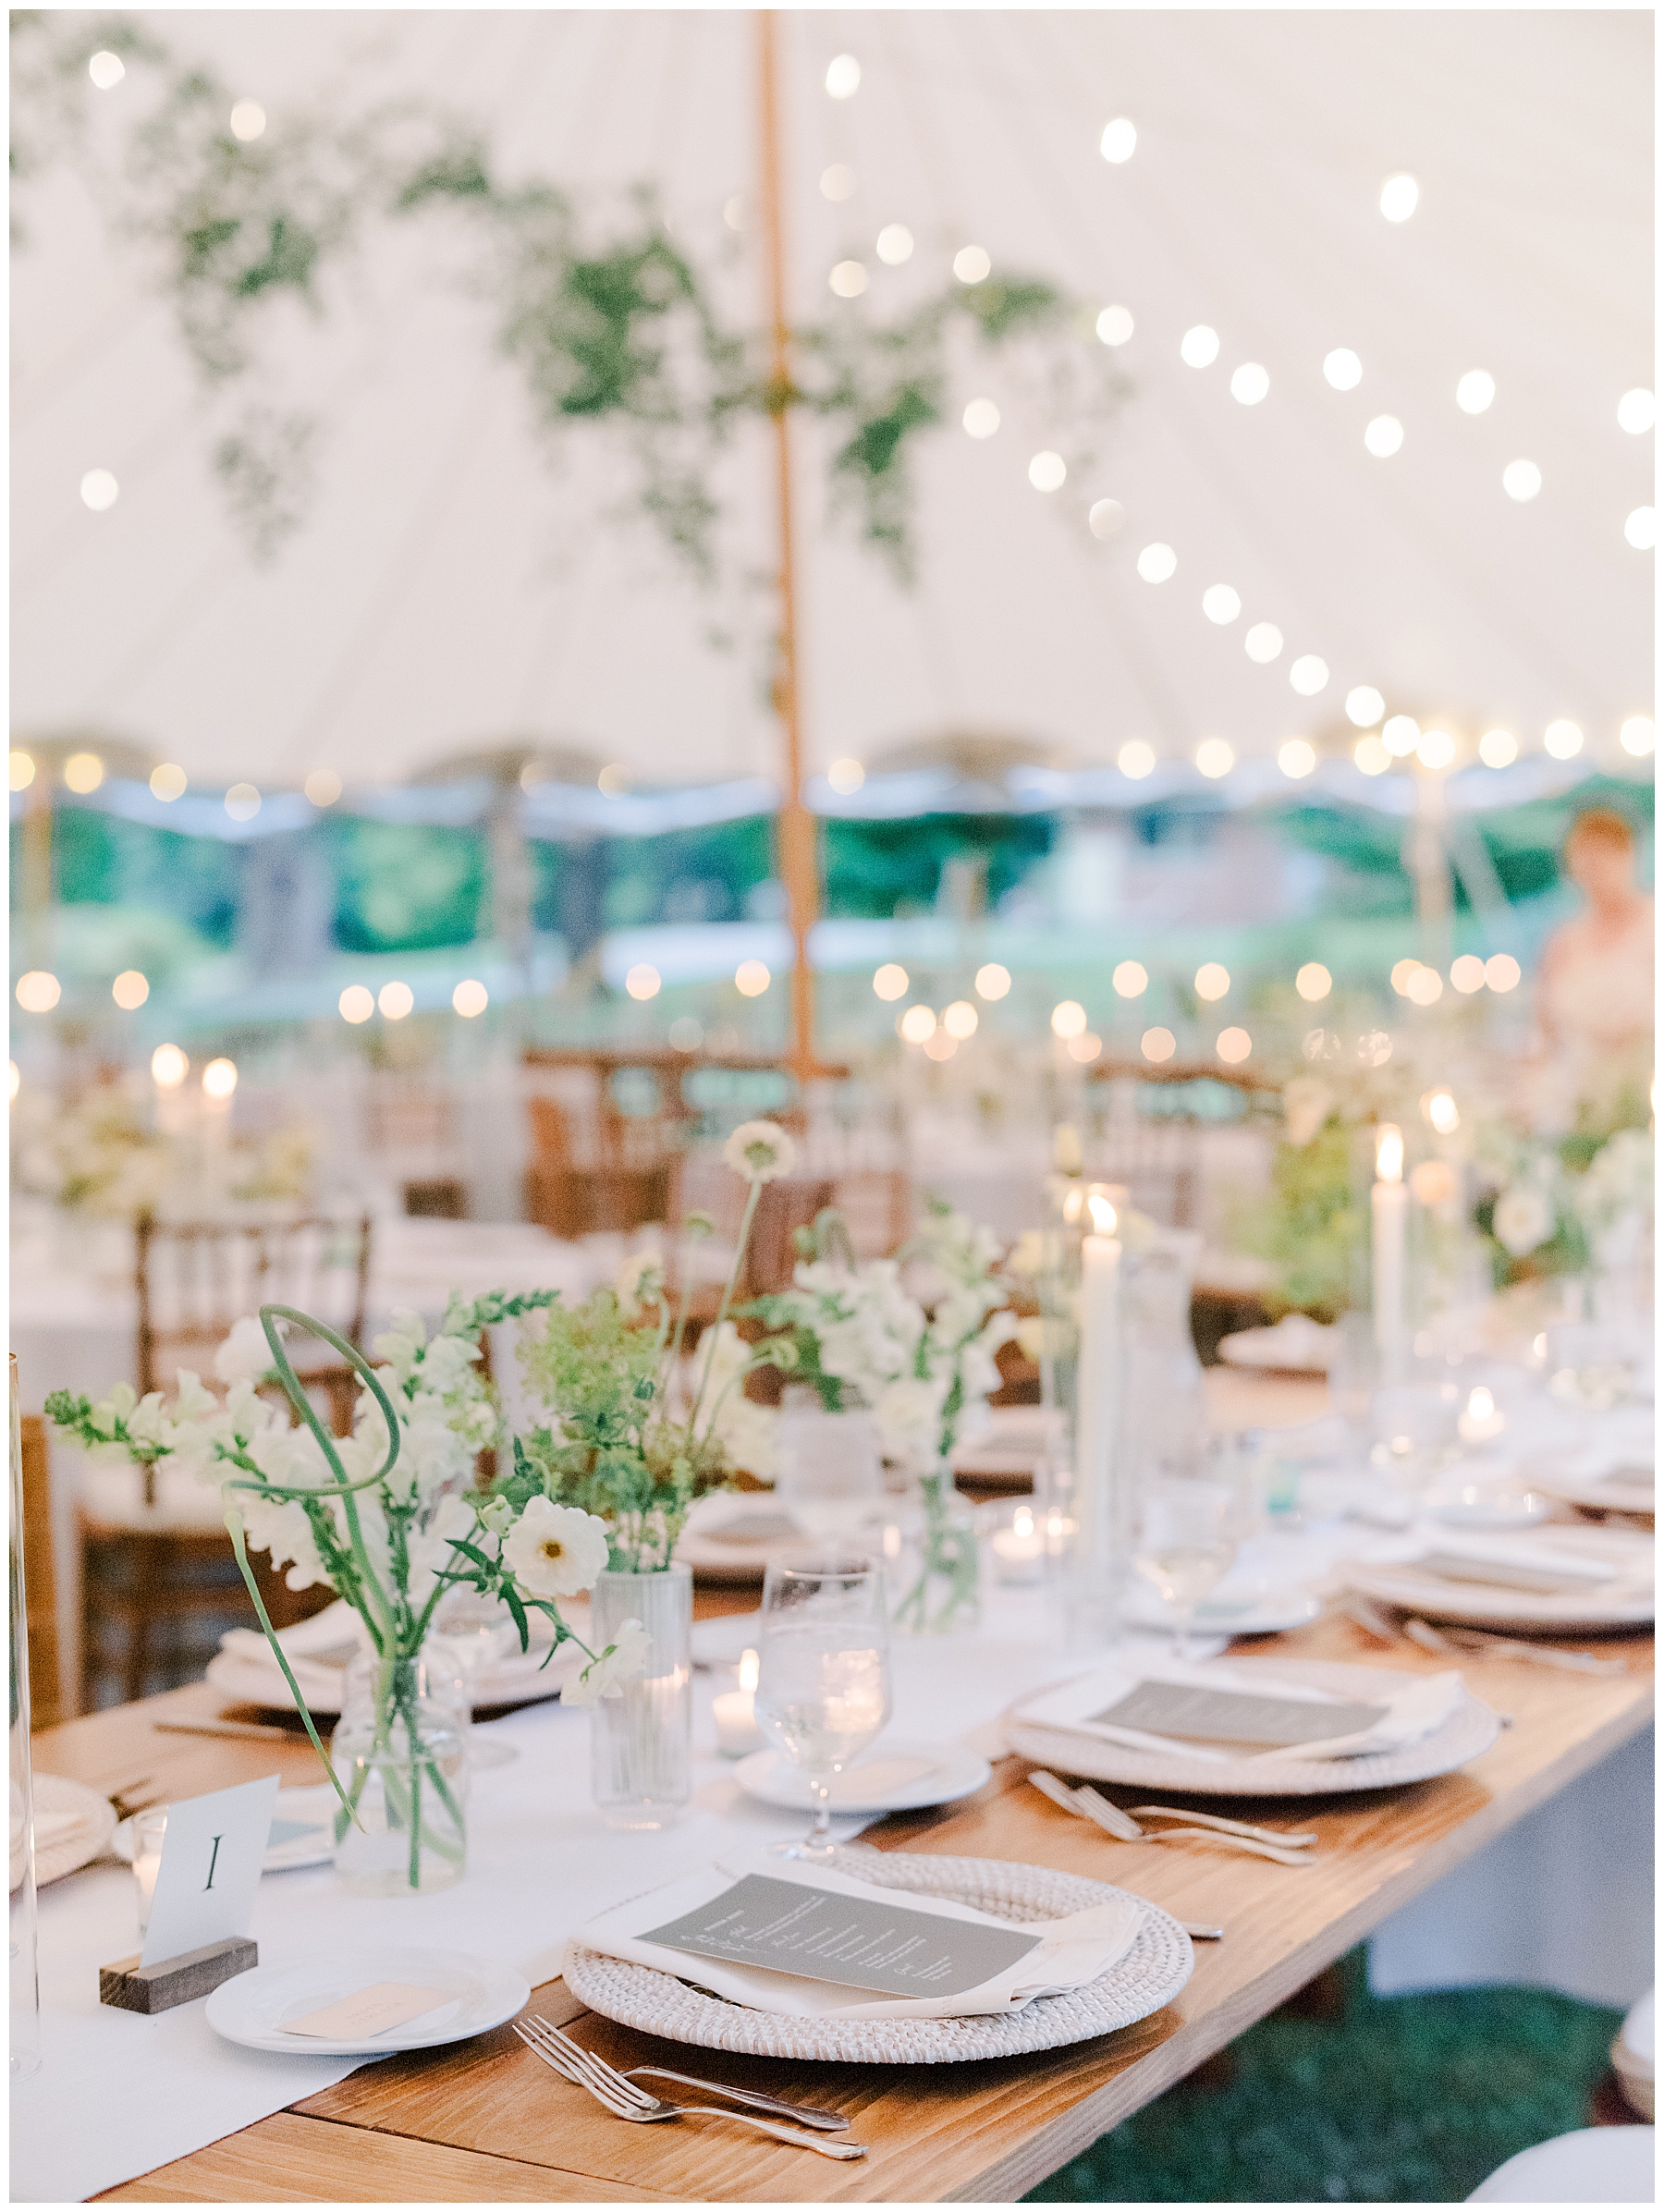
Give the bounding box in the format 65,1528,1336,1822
1467,1387,1494,1421
1376,1124,1404,1183
1013,1506,1034,1538
1086,1192,1118,1235
739,1648,759,1694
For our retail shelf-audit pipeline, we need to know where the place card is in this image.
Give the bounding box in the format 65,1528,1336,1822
641,1871,1041,1999
282,1982,452,2040
1411,1550,1613,1594
1092,1681,1389,1749
140,1774,279,1970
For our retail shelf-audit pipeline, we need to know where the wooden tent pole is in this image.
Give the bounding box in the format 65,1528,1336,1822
757,8,819,1089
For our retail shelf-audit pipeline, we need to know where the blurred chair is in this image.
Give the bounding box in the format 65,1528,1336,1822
366,1074,467,1216
524,1093,672,1239
78,1212,370,1706
1466,2126,1653,2202
18,1412,65,1729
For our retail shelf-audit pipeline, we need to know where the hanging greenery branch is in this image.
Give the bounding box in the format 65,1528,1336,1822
13,13,1127,576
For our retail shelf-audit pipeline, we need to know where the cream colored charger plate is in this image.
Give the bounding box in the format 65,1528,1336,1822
1003,1658,1501,1798
563,1847,1193,2065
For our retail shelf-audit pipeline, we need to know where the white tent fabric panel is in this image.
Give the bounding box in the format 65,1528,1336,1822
10,10,1652,794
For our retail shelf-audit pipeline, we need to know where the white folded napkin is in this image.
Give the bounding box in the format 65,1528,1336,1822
570,1849,1146,2021
1019,1655,1464,1765
1394,1531,1651,1594
11,1773,118,1891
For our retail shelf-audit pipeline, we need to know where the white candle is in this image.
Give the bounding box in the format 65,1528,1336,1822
990,1504,1046,1585
1457,1386,1508,1447
1373,1124,1408,1385
713,1648,763,1756
1073,1192,1123,1576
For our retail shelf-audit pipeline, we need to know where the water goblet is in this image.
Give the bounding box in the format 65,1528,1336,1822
1132,1477,1239,1661
753,1555,892,1861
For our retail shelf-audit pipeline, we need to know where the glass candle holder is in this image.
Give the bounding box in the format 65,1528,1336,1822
131,1807,168,1939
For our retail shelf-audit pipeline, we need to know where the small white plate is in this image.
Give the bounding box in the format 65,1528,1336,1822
1121,1586,1322,1638
205,1945,529,2057
115,1784,339,1875
733,1737,991,1814
1423,1485,1551,1531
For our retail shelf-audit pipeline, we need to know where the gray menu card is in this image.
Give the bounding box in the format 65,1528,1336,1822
641,1874,1042,1998
1093,1681,1389,1747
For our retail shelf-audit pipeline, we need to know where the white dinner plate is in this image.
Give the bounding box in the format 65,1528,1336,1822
1523,1466,1655,1521
115,1784,340,1874
205,1945,529,2057
1217,1320,1339,1375
733,1738,991,1814
1422,1485,1551,1531
1346,1560,1654,1635
1120,1585,1322,1637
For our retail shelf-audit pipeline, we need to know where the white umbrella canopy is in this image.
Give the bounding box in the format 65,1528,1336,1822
11,8,1653,802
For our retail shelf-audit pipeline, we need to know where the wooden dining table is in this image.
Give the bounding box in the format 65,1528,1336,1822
34,1578,1653,2203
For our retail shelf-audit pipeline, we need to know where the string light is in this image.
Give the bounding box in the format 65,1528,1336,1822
305,769,342,806
1279,739,1316,778
961,398,999,438
1096,305,1133,346
1029,451,1066,492
1230,362,1269,406
625,965,660,1001
1406,966,1443,1007
339,985,373,1023
1544,720,1583,759
1088,498,1124,539
1118,739,1155,778
228,99,265,141
1502,458,1542,501
924,1030,958,1061
1617,390,1655,434
1479,729,1518,767
1383,715,1420,756
1099,116,1136,163
829,261,867,298
1136,542,1176,581
1141,1027,1176,1063
1112,960,1147,996
597,764,630,795
875,224,913,265
151,1045,188,1087
1620,716,1655,757
1354,734,1391,775
1389,959,1422,996
735,959,771,996
874,963,909,1001
1195,738,1234,779
150,763,186,800
202,1057,239,1099
1050,1000,1087,1040
88,50,125,88
453,979,488,1017
1379,173,1419,221
1456,371,1496,414
1194,962,1230,1001
1289,655,1328,696
1346,686,1385,727
1323,348,1363,390
378,982,414,1020
1216,1028,1252,1064
820,164,855,201
1243,623,1282,664
16,972,60,1012
112,971,149,1009
10,752,35,791
1423,1089,1460,1134
1067,1032,1102,1063
1416,727,1456,769
1625,507,1656,549
1180,325,1220,368
953,245,991,284
225,783,261,821
1450,955,1487,994
1296,963,1331,1001
826,54,860,97
826,757,865,794
899,1005,936,1043
80,469,118,511
1485,954,1521,992
1202,585,1241,623
943,1000,978,1039
1364,416,1403,458
974,963,1011,1000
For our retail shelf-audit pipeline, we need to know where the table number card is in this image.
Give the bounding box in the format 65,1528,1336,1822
141,1775,280,1969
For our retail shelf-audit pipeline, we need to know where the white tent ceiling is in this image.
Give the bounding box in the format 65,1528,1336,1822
11,8,1654,800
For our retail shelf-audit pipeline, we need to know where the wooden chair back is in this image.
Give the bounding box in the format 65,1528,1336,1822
18,1411,65,1729
135,1212,373,1398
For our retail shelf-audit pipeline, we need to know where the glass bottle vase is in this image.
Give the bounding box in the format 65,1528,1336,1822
589,1564,692,1829
887,1469,982,1636
330,1645,469,1896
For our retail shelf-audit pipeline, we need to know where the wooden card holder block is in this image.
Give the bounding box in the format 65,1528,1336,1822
100,1937,258,2014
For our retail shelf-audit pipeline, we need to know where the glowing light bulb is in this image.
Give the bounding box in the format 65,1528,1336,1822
80,469,118,511
1456,370,1495,414
228,99,265,141
874,963,909,1001
1478,728,1517,768
1346,686,1385,727
1244,623,1282,664
88,50,126,88
202,1057,238,1100
1378,174,1418,222
338,984,374,1023
1088,498,1124,539
826,757,865,793
974,963,1011,1000
16,972,60,1013
1029,450,1066,492
1050,1000,1087,1040
1502,458,1542,502
1324,348,1362,390
64,752,104,793
735,959,771,997
378,981,414,1020
1194,961,1230,1001
899,1004,936,1043
1624,507,1656,549
1118,739,1156,778
1216,1027,1252,1064
1112,960,1147,997
1141,1026,1176,1063
1202,585,1241,624
1136,542,1176,582
1279,739,1317,778
625,965,661,1001
1485,954,1521,992
1099,116,1136,163
1290,655,1328,696
1416,727,1456,770
1620,716,1655,757
953,245,991,284
1195,738,1235,779
1230,362,1269,406
1450,955,1487,994
1617,389,1655,434
1096,305,1133,346
452,979,488,1017
829,260,868,298
826,54,860,97
1296,963,1331,1002
111,971,149,1010
962,398,999,438
1364,415,1403,458
1382,715,1420,756
151,1045,188,1087
1180,325,1220,368
875,224,913,264
150,763,186,800
1543,719,1583,759
943,999,978,1039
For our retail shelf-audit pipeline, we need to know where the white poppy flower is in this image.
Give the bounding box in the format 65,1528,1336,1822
502,1495,612,1598
722,1119,797,1184
214,1315,274,1385
1493,1186,1554,1257
562,1618,653,1705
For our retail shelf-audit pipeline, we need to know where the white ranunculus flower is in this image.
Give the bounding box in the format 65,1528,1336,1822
722,1119,796,1184
214,1315,274,1386
614,1250,666,1317
1493,1185,1554,1257
502,1496,612,1598
562,1618,653,1705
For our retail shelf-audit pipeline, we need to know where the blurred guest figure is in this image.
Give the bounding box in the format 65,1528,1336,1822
1536,808,1653,1129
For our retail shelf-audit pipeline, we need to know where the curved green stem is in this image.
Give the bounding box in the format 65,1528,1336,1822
225,1504,361,1827
689,1177,762,1435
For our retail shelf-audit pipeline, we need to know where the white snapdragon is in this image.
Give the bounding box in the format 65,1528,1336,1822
214,1315,274,1385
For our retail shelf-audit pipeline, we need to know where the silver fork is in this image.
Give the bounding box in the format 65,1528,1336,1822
622,2066,851,2133
512,2018,865,2159
1071,1783,1316,1868
1401,1615,1629,1676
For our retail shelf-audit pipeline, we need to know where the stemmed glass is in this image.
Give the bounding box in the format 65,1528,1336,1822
753,1556,892,1861
1132,1476,1239,1662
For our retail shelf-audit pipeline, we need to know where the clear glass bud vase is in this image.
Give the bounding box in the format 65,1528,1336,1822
887,1468,982,1636
330,1646,469,1896
590,1564,691,1829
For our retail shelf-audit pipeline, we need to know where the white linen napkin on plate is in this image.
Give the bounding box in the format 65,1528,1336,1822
1390,1530,1651,1594
569,1849,1146,2020
1016,1655,1464,1765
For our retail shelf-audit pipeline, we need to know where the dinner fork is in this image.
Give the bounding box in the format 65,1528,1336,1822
1029,1771,1316,1868
512,2018,865,2159
1401,1615,1628,1676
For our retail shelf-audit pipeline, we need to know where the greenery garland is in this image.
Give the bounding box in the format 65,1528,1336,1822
14,13,1125,575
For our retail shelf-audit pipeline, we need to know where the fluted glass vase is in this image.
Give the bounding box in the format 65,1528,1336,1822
589,1564,691,1829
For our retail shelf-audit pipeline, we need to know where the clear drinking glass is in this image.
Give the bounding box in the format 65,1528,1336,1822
753,1556,892,1861
1132,1476,1239,1661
